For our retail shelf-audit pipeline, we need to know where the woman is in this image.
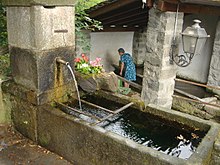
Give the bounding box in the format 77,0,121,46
118,48,136,87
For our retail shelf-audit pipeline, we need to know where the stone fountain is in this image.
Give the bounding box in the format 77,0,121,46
2,0,77,141
1,1,220,165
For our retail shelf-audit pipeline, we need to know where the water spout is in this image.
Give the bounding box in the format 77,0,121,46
56,57,82,110
56,57,69,65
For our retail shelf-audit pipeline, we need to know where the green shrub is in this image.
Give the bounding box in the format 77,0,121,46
0,1,7,46
0,53,10,78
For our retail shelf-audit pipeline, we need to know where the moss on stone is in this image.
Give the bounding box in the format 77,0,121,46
39,132,51,146
172,97,213,120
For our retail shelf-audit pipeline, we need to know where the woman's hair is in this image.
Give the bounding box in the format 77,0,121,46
118,48,125,53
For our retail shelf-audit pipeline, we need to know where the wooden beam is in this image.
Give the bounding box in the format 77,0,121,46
125,19,148,26
98,6,142,22
173,95,220,108
56,102,102,121
81,99,114,114
147,0,154,7
104,15,147,26
158,0,220,15
174,88,203,101
89,0,137,18
102,10,148,25
97,27,139,32
93,102,134,125
175,78,220,91
163,0,180,4
180,0,220,7
117,75,142,91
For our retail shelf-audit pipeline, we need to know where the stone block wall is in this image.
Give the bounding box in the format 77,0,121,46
7,6,75,50
133,29,148,65
208,17,220,96
210,132,220,165
141,8,184,108
5,3,77,105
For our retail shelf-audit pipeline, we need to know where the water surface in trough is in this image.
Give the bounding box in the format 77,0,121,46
64,95,206,160
101,109,205,160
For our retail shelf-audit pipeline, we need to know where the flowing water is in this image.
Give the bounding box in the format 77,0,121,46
60,95,206,160
66,63,82,110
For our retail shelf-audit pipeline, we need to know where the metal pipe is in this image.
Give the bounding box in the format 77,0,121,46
56,57,69,65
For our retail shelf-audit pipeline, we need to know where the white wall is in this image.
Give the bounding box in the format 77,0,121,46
90,32,134,72
177,14,219,83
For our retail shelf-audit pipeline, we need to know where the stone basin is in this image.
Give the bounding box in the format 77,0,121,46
36,92,219,165
2,79,220,165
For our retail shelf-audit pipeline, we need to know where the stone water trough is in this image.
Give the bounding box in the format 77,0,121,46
2,0,220,164
35,93,220,165
3,79,218,165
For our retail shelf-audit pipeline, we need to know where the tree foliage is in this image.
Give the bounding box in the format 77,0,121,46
0,0,7,46
75,0,104,52
75,0,104,32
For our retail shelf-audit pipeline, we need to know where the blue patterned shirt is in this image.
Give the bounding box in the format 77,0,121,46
120,53,136,81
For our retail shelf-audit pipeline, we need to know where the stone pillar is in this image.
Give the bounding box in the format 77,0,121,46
4,0,77,105
2,0,77,140
207,17,220,96
141,8,184,109
133,29,147,65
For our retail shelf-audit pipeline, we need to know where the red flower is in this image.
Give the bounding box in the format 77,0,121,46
83,56,89,62
81,54,89,63
74,57,81,63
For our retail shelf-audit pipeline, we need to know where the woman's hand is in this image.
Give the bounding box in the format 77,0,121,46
120,62,124,76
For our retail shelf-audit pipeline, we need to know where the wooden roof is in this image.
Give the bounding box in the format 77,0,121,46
87,0,220,31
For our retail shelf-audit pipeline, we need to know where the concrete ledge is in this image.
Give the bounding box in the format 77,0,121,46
2,80,76,105
3,0,77,6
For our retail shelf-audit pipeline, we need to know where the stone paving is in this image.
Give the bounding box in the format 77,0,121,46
0,124,72,165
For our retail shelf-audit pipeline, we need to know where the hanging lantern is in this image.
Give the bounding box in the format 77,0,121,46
172,19,210,67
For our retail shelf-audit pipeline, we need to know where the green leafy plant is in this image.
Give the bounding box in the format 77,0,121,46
75,0,103,32
0,2,10,79
0,1,7,46
0,53,11,78
74,54,103,75
75,0,104,52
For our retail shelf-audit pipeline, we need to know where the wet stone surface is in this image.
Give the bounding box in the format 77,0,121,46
0,124,72,165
